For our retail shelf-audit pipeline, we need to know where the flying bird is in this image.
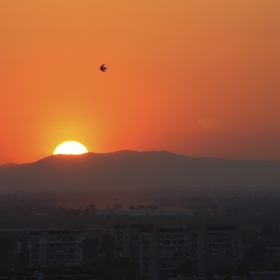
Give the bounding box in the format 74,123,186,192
100,64,107,72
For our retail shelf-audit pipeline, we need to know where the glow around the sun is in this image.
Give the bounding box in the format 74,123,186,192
53,141,88,155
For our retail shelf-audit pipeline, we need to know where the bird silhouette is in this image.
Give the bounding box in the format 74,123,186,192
100,64,107,72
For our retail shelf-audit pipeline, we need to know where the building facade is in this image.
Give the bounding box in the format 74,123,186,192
114,225,239,280
29,230,83,268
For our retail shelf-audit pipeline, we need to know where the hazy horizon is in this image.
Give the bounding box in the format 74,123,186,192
1,150,280,197
3,149,280,167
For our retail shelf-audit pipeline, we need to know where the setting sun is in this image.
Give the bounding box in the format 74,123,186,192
53,141,88,155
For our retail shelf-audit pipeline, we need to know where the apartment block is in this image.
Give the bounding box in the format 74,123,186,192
114,225,239,280
205,225,239,271
29,230,83,268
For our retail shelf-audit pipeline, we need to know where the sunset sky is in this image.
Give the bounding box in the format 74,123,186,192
1,0,280,165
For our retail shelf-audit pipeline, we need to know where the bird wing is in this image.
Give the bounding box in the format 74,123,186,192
100,64,106,71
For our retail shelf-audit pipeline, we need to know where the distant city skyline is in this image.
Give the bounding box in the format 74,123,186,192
1,0,280,165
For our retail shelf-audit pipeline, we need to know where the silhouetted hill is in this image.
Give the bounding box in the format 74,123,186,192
0,162,17,168
0,150,280,192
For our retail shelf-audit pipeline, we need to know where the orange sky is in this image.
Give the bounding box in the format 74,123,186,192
1,0,280,165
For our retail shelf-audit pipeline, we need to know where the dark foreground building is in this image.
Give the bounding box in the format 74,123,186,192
114,224,239,280
29,230,83,268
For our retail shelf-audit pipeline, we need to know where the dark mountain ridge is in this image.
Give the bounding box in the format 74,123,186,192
0,150,280,192
0,162,17,168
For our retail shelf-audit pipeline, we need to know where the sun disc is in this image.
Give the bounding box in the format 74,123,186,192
53,141,88,155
